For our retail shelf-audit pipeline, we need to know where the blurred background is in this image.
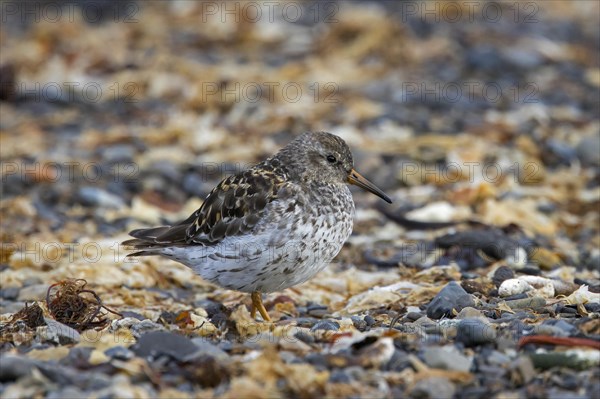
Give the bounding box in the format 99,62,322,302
1,0,599,268
1,2,599,398
1,0,598,261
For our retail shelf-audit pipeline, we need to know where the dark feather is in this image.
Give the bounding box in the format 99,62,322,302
123,158,289,255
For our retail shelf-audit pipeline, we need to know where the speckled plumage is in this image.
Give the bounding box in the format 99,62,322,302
124,131,391,320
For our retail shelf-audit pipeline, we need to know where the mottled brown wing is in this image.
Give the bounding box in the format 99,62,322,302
137,166,283,247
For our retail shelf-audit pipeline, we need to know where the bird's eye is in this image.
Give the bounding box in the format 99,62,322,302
326,155,337,163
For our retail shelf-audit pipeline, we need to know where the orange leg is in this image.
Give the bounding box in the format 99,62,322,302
250,291,271,322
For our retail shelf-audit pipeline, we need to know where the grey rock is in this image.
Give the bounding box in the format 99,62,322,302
46,386,87,399
411,376,456,399
0,355,35,381
426,281,475,319
310,320,340,332
487,350,511,366
0,300,26,314
129,319,165,337
351,316,367,331
77,186,125,209
17,284,48,301
576,135,600,166
423,345,472,372
0,287,20,300
492,266,515,287
456,318,496,346
513,356,536,384
105,345,135,360
190,338,230,361
132,331,199,362
456,307,485,319
100,144,135,163
41,317,81,344
505,296,546,310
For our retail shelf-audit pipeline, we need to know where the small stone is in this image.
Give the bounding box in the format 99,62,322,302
456,307,485,319
351,316,367,331
46,387,87,399
422,345,472,372
512,356,535,384
328,369,351,383
411,376,456,399
190,338,229,361
129,319,165,337
576,136,600,166
17,284,48,301
105,346,135,360
492,266,515,287
294,331,315,344
504,296,546,310
498,278,533,297
310,320,340,332
307,304,329,318
0,287,19,300
77,187,126,209
426,281,475,319
364,315,376,326
456,318,496,346
405,312,423,321
40,317,81,345
132,331,199,362
0,356,35,381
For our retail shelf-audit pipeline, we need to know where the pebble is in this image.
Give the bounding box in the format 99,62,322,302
0,287,20,300
384,349,411,372
310,320,340,332
456,318,497,346
422,345,472,372
76,187,126,209
17,284,48,301
306,304,329,318
40,317,81,345
411,376,456,399
576,136,600,166
294,331,315,344
492,266,515,287
351,316,368,331
190,338,229,361
426,281,475,319
132,331,200,362
456,307,485,320
129,319,165,337
104,346,135,360
0,356,35,381
504,296,546,310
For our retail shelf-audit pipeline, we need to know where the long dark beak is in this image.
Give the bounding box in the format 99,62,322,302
348,169,392,203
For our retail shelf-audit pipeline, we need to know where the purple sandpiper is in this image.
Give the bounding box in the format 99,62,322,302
124,132,392,321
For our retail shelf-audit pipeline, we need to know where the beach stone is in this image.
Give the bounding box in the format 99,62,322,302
40,318,81,345
310,320,340,332
411,376,456,399
105,346,135,360
132,331,199,362
576,136,600,166
492,266,515,287
190,338,229,361
456,318,497,346
77,187,125,208
423,345,472,372
426,282,475,319
0,356,35,381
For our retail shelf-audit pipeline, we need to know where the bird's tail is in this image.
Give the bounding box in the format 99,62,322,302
122,225,188,257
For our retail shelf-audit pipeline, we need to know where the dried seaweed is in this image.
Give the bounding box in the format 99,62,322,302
45,279,121,332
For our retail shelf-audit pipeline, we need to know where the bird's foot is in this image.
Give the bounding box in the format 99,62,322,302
250,291,272,322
